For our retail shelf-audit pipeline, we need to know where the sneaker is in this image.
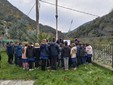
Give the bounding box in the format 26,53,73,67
73,68,76,70
23,68,25,70
51,70,56,72
29,69,32,71
64,69,68,71
29,69,34,71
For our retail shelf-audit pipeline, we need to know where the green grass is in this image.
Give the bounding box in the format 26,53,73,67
0,52,113,85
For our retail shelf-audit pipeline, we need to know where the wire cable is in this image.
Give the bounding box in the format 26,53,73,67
27,2,36,16
40,0,100,17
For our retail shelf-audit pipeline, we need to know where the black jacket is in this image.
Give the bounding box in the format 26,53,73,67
33,47,40,59
49,42,60,56
61,46,71,58
26,46,34,58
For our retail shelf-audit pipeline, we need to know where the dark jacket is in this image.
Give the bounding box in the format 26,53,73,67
76,45,80,56
15,45,22,57
49,42,60,56
61,46,70,58
26,46,34,58
40,44,49,59
6,44,14,55
33,47,40,59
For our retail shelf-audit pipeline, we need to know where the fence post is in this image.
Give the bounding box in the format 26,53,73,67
112,45,113,68
93,44,95,62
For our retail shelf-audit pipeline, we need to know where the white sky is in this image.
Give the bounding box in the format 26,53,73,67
8,0,113,32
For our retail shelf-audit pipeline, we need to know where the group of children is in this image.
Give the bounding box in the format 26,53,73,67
6,38,93,71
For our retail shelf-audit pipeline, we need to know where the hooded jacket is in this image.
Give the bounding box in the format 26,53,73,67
26,46,34,58
40,44,49,59
15,45,22,57
61,46,71,58
6,44,14,55
49,42,59,56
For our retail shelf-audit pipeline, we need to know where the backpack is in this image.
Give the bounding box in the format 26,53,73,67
79,47,84,57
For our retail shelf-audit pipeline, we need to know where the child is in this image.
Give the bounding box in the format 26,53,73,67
33,43,40,69
86,44,93,63
26,42,35,71
22,44,28,70
70,43,77,70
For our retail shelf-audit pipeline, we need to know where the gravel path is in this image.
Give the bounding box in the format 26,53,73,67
0,80,35,85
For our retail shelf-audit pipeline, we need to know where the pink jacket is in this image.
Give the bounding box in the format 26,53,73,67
22,47,27,59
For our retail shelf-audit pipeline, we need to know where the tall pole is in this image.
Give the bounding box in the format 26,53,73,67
56,0,58,41
36,0,39,37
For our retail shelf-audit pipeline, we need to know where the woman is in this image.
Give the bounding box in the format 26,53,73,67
33,43,40,69
70,43,77,70
61,41,70,70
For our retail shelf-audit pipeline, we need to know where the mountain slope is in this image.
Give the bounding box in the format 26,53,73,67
0,0,64,41
67,10,113,38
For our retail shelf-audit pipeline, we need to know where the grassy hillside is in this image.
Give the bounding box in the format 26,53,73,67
0,0,64,41
67,10,113,38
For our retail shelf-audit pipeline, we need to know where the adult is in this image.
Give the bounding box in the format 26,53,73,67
6,42,14,64
82,44,87,64
15,42,22,66
49,38,60,71
22,44,28,70
75,38,79,45
70,43,77,70
26,42,34,71
40,39,49,71
33,43,40,69
76,43,82,66
86,44,93,63
61,41,71,70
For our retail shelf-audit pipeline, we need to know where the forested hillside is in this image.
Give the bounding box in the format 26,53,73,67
67,10,113,38
0,0,64,42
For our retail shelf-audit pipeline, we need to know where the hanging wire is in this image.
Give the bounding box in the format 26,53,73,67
27,2,36,16
40,0,100,17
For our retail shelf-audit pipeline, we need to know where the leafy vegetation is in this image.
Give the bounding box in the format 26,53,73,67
0,52,113,85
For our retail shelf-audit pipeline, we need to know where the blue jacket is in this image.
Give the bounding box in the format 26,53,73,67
40,44,49,59
15,45,22,57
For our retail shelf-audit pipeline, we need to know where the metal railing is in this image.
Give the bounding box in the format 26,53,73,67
92,44,113,69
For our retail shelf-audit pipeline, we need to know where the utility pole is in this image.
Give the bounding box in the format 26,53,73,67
4,21,8,39
55,0,58,41
36,0,39,37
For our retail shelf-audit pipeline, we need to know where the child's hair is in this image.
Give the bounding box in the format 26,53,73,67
25,44,28,47
35,43,40,47
64,41,68,46
72,43,75,47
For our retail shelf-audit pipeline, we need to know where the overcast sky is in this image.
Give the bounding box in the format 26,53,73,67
8,0,113,32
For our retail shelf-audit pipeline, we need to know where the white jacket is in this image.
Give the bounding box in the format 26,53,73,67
70,46,77,58
86,45,93,54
